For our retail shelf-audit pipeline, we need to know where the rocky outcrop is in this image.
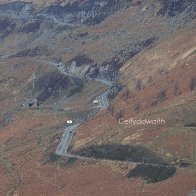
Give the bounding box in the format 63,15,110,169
0,0,195,83
158,0,195,17
38,0,133,25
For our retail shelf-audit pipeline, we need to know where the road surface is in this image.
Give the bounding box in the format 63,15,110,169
44,60,181,169
97,90,110,109
42,60,111,156
56,123,80,155
55,88,110,156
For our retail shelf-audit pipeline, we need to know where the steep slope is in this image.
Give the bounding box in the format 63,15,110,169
72,22,196,149
70,24,196,188
0,1,196,196
0,0,195,81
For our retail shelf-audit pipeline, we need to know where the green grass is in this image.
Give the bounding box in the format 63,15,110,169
62,157,78,169
46,152,60,163
67,143,74,152
188,49,196,57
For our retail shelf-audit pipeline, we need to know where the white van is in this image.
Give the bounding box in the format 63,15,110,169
67,120,73,124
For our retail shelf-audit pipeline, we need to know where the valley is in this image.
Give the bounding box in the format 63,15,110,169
0,0,196,196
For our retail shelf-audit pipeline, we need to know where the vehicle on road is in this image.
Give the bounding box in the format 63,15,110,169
93,98,99,104
67,120,73,124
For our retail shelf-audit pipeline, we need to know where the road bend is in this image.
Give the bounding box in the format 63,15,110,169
43,60,178,169
43,60,111,156
56,123,80,155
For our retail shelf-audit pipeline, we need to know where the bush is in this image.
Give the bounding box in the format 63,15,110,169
115,109,124,120
133,102,140,114
173,83,181,96
47,153,60,163
188,49,196,57
135,79,143,91
62,157,78,169
158,90,166,102
107,83,123,100
108,105,114,115
120,88,131,100
190,78,196,91
184,123,196,127
148,97,158,108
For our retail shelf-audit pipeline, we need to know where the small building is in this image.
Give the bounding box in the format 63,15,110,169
21,98,38,108
93,98,99,105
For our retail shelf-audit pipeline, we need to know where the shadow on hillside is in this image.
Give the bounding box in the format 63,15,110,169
74,144,166,165
128,164,176,183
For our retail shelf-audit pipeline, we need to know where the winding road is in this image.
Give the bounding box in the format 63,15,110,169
45,60,180,169
47,61,111,156
55,123,80,155
55,89,110,156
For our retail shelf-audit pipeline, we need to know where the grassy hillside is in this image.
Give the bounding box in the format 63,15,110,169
0,1,195,196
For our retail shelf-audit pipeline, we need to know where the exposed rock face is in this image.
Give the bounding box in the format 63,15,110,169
0,1,32,18
0,0,133,25
19,3,35,18
1,0,194,25
0,0,195,82
0,17,15,39
38,0,133,25
158,0,195,17
66,56,118,81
